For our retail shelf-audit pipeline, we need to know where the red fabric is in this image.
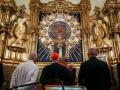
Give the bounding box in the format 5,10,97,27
51,53,59,61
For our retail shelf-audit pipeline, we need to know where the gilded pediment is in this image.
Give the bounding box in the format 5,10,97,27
39,0,80,12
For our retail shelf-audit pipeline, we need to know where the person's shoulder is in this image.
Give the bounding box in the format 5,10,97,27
31,63,39,70
50,62,60,67
41,64,52,73
81,60,89,65
97,58,107,63
17,62,24,67
43,64,51,69
34,64,39,69
52,63,68,69
96,58,108,66
14,62,24,70
23,61,39,70
81,58,96,66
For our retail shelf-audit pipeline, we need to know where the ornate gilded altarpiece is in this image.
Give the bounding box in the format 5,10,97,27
35,0,86,67
0,0,120,68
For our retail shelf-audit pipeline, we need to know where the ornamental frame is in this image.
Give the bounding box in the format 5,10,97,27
29,0,91,68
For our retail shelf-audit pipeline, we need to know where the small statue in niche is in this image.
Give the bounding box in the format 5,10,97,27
9,5,29,47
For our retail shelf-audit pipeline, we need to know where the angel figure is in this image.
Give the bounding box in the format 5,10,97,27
90,6,110,48
9,5,29,47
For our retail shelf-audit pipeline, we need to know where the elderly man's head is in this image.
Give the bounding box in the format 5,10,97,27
28,52,37,62
88,48,98,58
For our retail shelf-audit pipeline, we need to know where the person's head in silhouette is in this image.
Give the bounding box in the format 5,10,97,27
88,48,98,58
28,52,37,63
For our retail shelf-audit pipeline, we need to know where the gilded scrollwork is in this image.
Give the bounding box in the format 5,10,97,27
39,0,80,13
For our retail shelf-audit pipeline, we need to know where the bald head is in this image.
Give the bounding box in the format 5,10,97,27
28,52,37,62
88,48,98,58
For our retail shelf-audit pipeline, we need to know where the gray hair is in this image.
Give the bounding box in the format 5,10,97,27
88,48,98,56
28,52,37,61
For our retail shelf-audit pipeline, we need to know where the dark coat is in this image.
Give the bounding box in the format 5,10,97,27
0,63,4,89
78,57,111,90
40,63,75,86
117,62,120,86
68,67,76,84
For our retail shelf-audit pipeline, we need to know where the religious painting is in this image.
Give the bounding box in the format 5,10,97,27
37,12,83,62
48,21,71,40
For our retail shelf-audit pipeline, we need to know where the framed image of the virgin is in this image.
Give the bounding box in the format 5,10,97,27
37,12,83,62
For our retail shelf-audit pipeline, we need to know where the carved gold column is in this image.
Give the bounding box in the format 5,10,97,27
0,0,3,23
80,0,91,60
29,0,40,53
0,0,16,61
103,0,120,60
